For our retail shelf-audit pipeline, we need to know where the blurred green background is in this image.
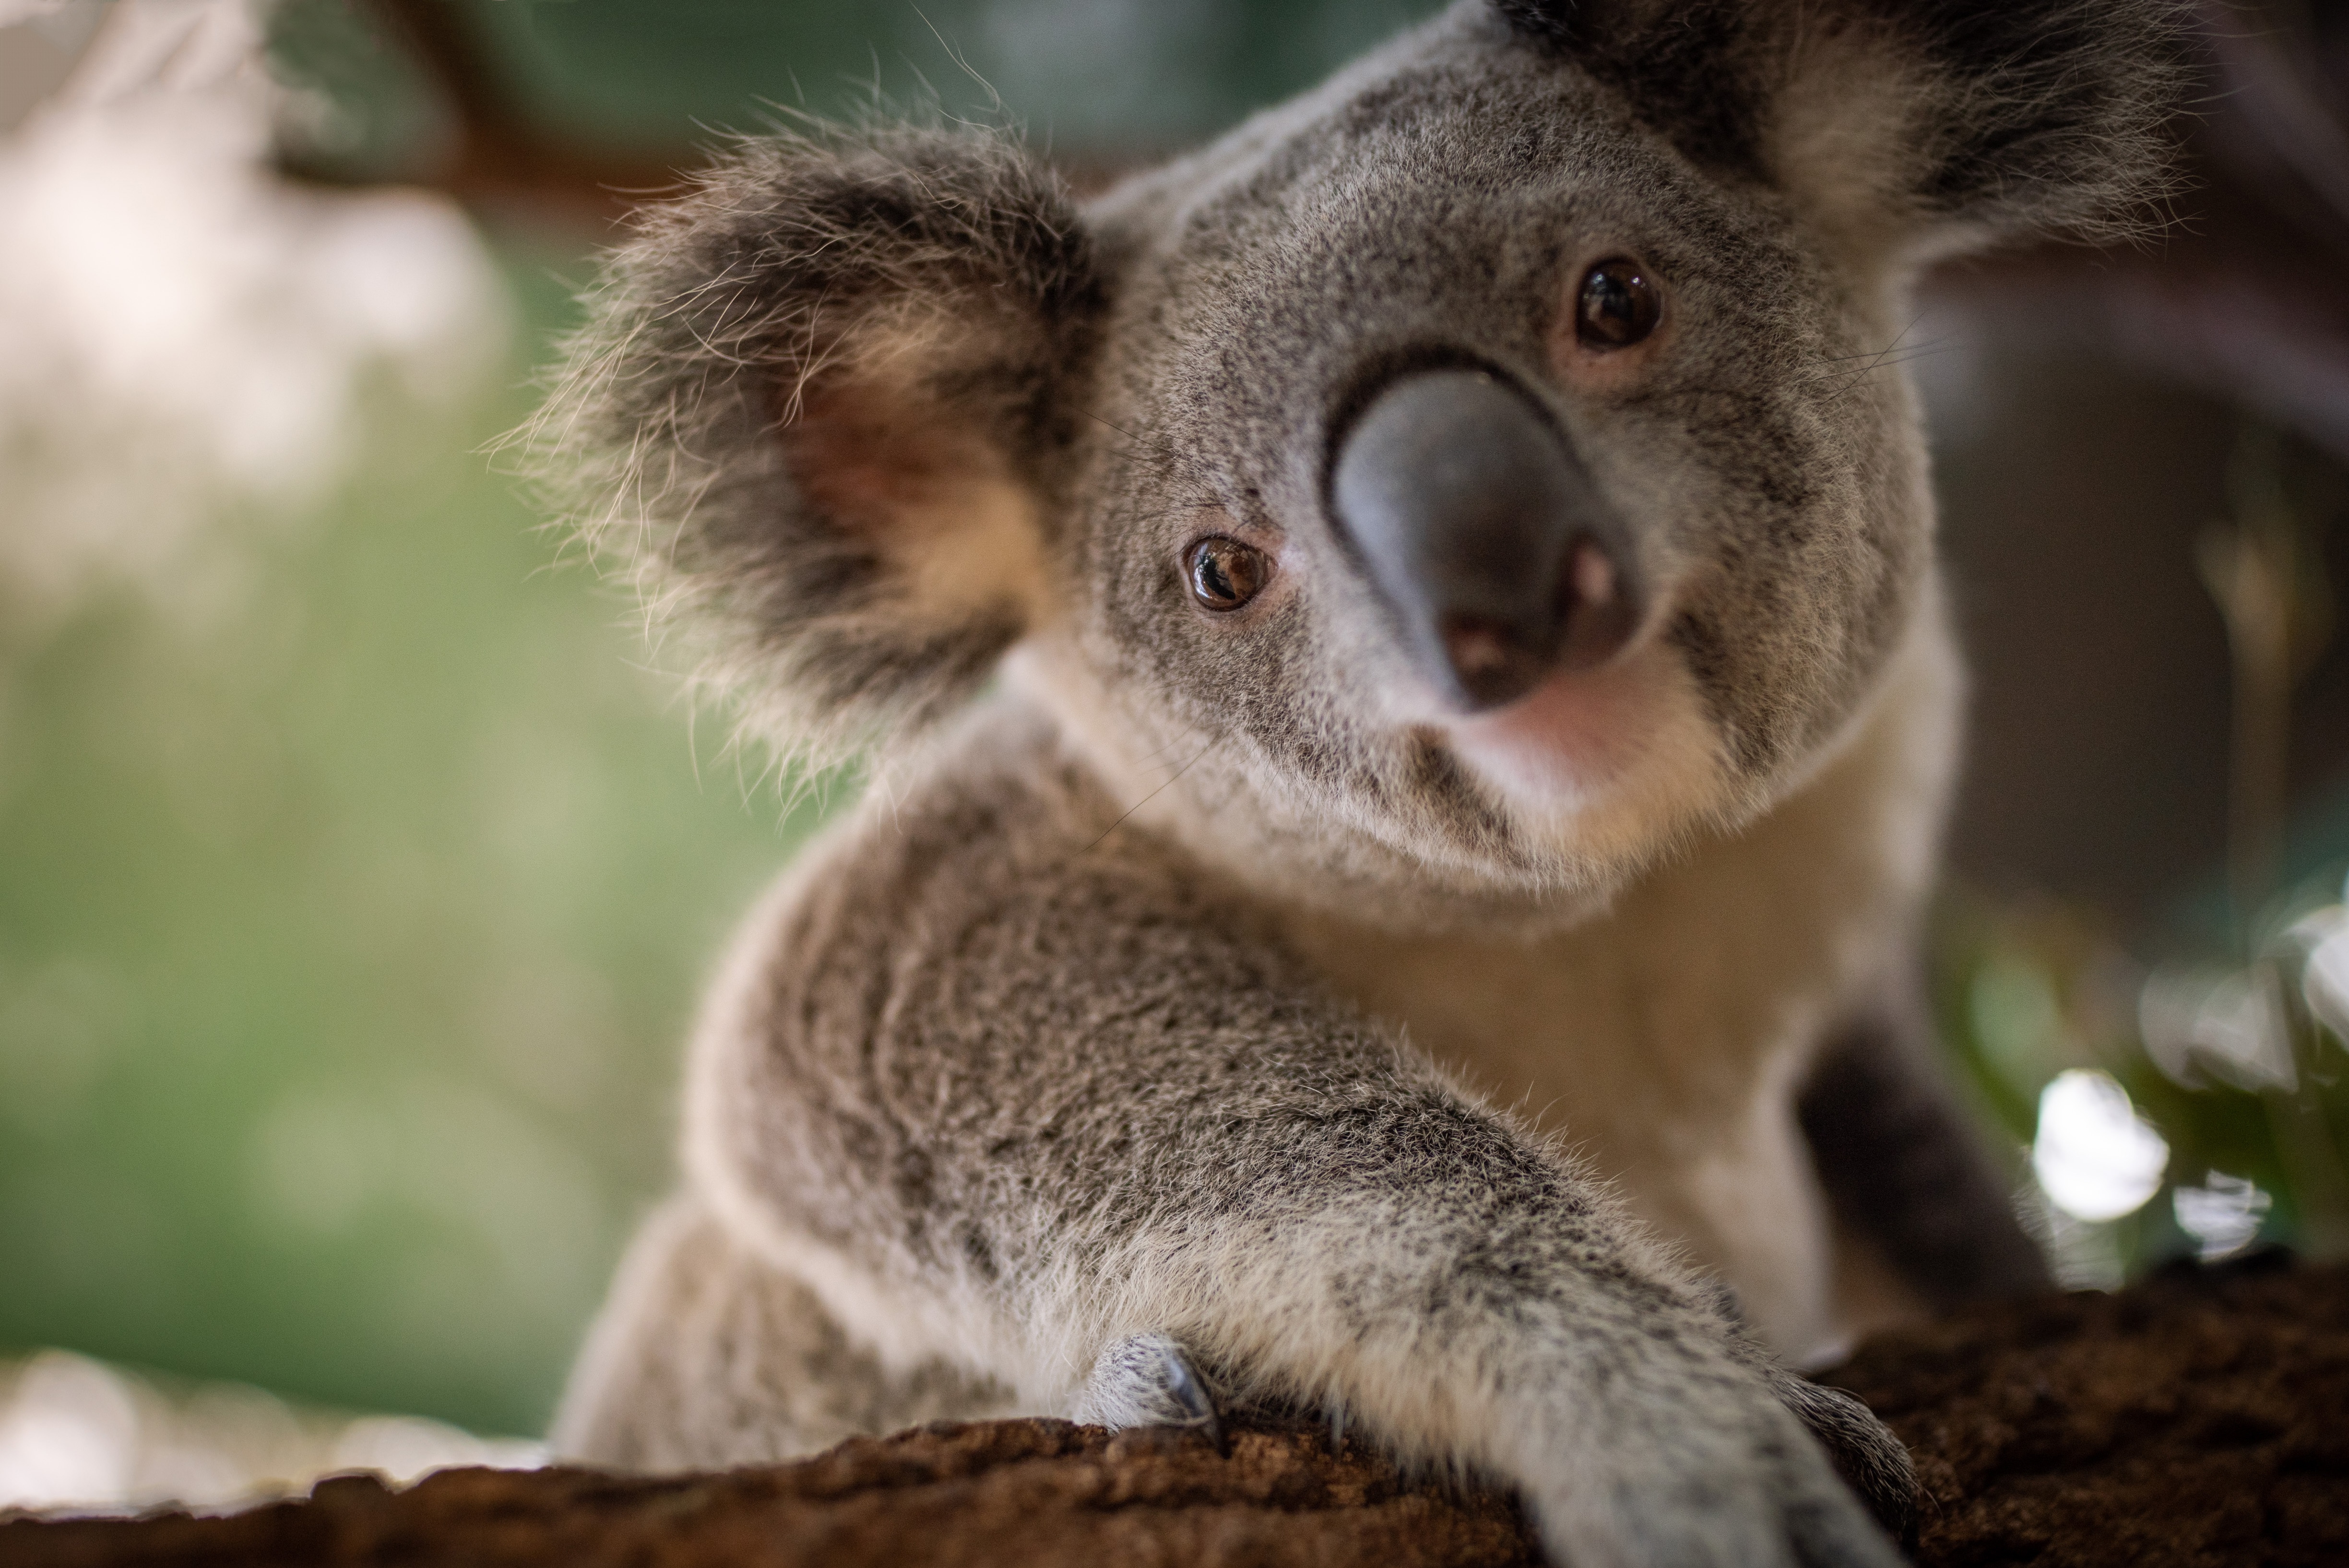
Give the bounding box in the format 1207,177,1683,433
0,250,813,1435
0,0,1445,1446
1,0,2345,1464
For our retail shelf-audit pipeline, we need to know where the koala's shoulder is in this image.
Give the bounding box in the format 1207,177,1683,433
737,700,1303,1045
805,700,1131,905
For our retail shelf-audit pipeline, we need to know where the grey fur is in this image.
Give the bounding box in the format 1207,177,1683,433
529,3,2182,1564
534,130,1098,765
1494,0,2187,245
552,1192,1019,1469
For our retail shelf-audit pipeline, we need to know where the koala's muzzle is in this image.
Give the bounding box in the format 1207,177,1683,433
1330,370,1639,712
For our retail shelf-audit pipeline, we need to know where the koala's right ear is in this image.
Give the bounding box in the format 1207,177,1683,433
534,129,1100,761
1496,0,2189,266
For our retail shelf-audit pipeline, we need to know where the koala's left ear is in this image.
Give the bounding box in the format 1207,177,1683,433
1497,0,2189,262
533,128,1100,762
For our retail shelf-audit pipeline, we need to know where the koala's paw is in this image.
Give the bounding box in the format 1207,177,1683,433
1526,1365,1911,1568
1770,1372,1918,1550
1070,1332,1222,1448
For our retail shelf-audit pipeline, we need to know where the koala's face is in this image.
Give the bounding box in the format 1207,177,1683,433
539,0,2175,927
1034,20,1923,916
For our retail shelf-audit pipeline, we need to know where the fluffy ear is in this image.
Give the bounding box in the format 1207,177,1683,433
1495,0,2189,262
532,128,1100,763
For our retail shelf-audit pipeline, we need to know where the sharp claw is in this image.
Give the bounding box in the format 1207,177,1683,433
1157,1345,1222,1442
1076,1332,1224,1449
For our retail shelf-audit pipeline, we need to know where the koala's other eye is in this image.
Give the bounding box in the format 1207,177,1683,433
1575,258,1662,350
1186,536,1269,611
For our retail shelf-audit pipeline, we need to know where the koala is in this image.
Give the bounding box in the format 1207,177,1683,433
531,2,2180,1563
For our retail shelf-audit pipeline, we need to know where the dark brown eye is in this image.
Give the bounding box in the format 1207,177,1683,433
1576,257,1662,349
1186,536,1269,611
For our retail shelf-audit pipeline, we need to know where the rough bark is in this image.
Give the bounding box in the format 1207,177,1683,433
5,1259,2343,1568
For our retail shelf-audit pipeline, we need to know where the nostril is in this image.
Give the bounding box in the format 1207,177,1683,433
1441,537,1635,709
1443,618,1517,679
1555,536,1639,672
1439,615,1549,709
1569,539,1615,613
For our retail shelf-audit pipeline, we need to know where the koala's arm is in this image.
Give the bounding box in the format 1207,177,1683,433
679,725,1908,1568
1800,978,2050,1313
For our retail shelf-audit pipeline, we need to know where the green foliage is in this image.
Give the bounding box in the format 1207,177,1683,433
0,256,824,1436
4,0,1452,1447
1934,866,2349,1282
264,0,1449,168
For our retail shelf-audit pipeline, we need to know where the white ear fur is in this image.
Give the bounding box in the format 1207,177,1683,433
1757,2,2187,274
1762,24,1944,268
530,128,1098,768
1497,0,2186,274
781,321,1054,635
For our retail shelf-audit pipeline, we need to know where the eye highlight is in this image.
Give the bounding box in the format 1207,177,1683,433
1186,536,1270,611
1575,258,1662,350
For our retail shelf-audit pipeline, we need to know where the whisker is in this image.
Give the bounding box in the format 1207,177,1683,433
1085,739,1218,852
1788,314,1934,397
1806,343,1961,407
1804,333,1951,366
1128,725,1209,772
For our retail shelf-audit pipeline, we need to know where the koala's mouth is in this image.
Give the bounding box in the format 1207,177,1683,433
1436,639,1688,808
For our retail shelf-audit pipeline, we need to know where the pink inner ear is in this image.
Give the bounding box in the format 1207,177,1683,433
781,377,999,548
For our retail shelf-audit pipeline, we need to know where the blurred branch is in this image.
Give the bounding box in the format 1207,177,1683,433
276,0,2349,457
2201,0,2349,250
276,0,700,227
270,1,1163,224
2196,423,2337,932
2195,420,2349,1257
2198,430,2300,933
1934,2,2349,464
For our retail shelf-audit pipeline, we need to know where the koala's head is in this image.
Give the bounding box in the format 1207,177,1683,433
538,0,2181,929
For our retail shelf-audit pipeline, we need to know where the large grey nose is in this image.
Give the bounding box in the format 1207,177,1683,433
1330,368,1639,712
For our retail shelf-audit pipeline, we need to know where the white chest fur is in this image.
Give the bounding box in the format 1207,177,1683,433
1280,606,1961,1361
